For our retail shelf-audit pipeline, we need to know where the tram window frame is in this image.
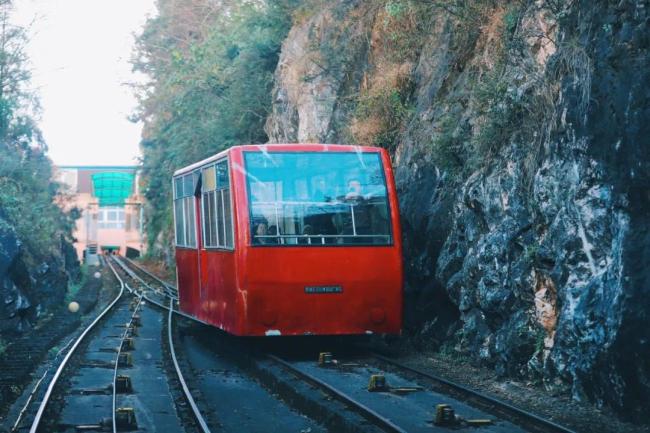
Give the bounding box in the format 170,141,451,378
201,158,234,250
244,151,393,247
173,172,198,249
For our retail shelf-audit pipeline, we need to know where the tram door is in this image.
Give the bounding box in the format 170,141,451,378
194,176,205,303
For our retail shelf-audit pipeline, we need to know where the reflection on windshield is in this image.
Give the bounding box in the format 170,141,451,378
244,152,391,246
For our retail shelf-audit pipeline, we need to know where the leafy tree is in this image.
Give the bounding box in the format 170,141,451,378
0,0,76,264
132,0,298,260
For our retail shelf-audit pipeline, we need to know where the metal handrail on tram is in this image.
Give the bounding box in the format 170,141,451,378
253,234,391,246
251,197,391,245
253,234,390,238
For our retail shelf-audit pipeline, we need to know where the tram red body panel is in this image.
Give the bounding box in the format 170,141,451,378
173,144,403,336
175,248,200,315
240,247,401,335
198,250,240,333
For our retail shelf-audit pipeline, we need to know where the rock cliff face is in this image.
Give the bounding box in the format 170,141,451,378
264,0,649,417
0,218,78,337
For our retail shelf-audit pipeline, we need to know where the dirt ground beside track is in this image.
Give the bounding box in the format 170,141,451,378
138,257,176,283
395,349,649,433
0,264,118,429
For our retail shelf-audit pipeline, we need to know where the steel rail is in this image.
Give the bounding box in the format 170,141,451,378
111,290,143,433
28,260,125,433
114,257,208,325
10,335,77,432
114,257,164,295
167,297,212,433
117,257,573,433
114,256,177,300
111,257,212,432
372,353,577,433
267,354,407,433
123,256,177,294
119,256,175,293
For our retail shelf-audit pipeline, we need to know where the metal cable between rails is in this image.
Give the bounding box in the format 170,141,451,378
28,260,125,433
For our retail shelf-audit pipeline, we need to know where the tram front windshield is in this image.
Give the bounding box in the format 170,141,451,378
244,151,392,246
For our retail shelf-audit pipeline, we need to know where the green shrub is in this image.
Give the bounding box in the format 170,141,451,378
380,0,435,62
133,1,298,259
385,0,409,18
354,86,413,151
0,2,77,264
431,109,471,175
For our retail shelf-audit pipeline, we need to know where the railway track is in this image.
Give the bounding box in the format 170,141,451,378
120,256,178,300
370,354,577,433
109,257,201,433
6,255,581,433
166,298,211,433
19,259,187,433
263,350,582,433
26,259,130,432
262,351,525,433
114,258,579,433
2,266,106,429
113,256,329,433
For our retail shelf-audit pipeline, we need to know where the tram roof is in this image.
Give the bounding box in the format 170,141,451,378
172,144,383,177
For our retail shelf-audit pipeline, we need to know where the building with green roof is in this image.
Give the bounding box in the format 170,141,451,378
55,166,145,261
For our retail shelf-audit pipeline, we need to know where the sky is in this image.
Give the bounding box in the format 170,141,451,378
12,0,156,166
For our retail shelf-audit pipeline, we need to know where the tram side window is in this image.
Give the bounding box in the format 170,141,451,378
201,160,233,249
173,173,197,248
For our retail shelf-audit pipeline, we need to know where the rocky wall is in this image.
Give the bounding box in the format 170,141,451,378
264,0,649,416
0,218,78,337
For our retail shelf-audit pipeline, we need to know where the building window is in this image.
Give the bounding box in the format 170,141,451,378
201,160,233,249
173,172,198,248
98,207,126,229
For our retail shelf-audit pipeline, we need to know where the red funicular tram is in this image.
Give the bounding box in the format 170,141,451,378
173,144,402,336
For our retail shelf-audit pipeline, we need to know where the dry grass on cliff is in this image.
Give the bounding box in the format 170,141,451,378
349,61,413,148
472,6,506,70
348,3,424,149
